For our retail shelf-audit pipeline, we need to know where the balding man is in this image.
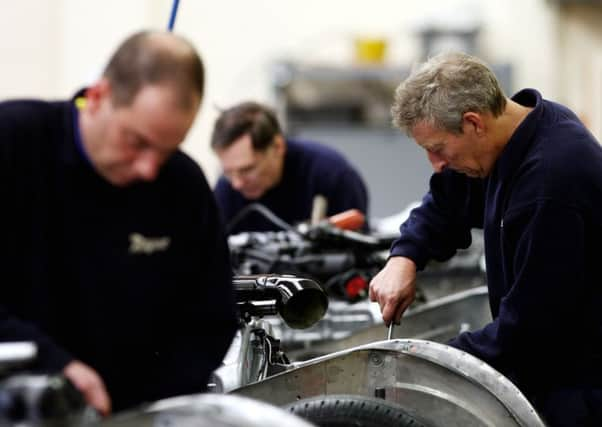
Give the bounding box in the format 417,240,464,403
0,31,237,415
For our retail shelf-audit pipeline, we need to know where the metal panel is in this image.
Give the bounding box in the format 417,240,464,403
233,339,544,427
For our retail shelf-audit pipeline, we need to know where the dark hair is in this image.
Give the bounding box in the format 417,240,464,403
211,101,281,151
102,30,204,108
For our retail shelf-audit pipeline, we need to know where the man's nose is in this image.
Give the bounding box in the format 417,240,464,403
428,152,448,173
135,152,161,182
230,174,245,190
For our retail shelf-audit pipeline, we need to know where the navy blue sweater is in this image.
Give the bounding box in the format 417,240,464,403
214,139,368,233
391,89,602,424
0,98,238,412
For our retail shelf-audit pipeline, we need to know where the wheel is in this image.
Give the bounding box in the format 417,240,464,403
283,394,425,427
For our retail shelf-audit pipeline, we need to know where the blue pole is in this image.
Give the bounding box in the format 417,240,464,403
167,0,180,31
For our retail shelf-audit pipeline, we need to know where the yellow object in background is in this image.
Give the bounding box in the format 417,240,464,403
75,97,87,110
354,37,387,65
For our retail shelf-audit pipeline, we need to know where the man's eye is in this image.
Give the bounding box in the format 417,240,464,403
240,165,255,174
130,137,147,150
124,131,147,150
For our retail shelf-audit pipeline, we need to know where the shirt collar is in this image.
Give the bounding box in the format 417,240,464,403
495,88,544,182
70,88,94,168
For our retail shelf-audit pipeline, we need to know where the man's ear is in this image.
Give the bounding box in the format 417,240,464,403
462,112,485,136
84,78,111,113
273,134,286,157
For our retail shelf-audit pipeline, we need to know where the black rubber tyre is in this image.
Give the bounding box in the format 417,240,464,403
283,394,425,427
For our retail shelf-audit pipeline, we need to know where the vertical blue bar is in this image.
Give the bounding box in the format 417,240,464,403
167,0,180,31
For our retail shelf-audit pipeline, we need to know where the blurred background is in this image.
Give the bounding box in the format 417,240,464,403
1,0,601,217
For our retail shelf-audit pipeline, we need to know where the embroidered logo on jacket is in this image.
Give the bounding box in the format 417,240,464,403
128,233,171,255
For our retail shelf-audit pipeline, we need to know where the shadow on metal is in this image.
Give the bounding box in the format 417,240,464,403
289,286,490,360
101,394,315,427
232,339,545,427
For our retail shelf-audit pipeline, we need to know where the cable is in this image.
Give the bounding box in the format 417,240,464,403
167,0,180,31
226,203,299,235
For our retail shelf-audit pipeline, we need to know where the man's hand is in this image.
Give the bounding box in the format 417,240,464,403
369,256,417,325
63,360,112,416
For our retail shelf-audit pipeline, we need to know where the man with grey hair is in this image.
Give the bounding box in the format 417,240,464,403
0,31,237,415
369,52,602,425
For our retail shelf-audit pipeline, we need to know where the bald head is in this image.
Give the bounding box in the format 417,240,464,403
102,30,204,109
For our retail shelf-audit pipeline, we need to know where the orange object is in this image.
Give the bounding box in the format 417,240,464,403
328,209,365,231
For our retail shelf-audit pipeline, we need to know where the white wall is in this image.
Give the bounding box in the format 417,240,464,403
56,0,168,96
557,4,602,140
0,1,59,99
0,0,569,183
177,0,562,182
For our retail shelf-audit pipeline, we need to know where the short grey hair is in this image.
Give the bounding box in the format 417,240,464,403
391,52,507,135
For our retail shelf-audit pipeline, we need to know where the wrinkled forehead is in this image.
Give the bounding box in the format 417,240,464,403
410,121,445,146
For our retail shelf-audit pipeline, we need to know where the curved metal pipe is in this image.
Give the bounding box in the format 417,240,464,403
233,275,328,329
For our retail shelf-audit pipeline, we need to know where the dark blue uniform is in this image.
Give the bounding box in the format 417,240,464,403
214,139,368,233
0,97,237,412
390,89,602,426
